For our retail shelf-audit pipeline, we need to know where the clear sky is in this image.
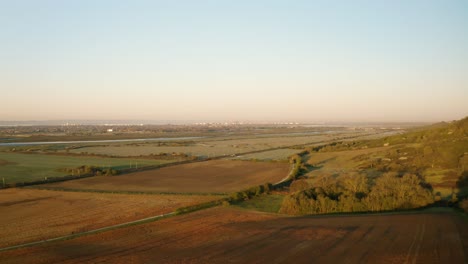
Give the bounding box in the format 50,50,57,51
1,0,467,122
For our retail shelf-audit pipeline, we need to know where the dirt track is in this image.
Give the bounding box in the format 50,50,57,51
1,207,466,263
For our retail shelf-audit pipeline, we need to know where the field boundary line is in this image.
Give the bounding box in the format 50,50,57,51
23,186,227,196
0,212,176,252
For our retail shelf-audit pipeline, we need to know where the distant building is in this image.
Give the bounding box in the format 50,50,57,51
107,129,113,132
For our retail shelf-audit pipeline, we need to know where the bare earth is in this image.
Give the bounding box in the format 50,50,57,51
0,188,220,248
42,160,290,193
1,207,466,263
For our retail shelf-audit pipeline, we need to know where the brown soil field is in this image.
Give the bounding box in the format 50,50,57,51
1,207,466,263
0,188,220,248
42,160,290,193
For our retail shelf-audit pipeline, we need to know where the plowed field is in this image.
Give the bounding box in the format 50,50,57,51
42,160,290,193
1,207,466,263
0,188,220,248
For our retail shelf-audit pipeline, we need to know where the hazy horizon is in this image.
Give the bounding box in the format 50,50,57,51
1,1,467,122
0,118,444,126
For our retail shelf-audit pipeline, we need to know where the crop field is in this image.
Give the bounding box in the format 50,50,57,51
42,160,290,193
65,133,359,158
1,207,466,263
0,152,173,184
0,188,221,248
230,148,301,161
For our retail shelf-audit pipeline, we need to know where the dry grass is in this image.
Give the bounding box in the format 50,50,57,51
303,147,387,184
67,134,354,158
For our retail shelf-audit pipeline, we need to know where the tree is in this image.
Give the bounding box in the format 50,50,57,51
290,180,310,193
459,199,468,213
340,173,369,196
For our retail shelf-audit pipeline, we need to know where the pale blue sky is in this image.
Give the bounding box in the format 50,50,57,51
1,0,467,122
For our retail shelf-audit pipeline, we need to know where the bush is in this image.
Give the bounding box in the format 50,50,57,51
280,173,434,215
289,180,310,193
460,199,468,213
229,183,272,203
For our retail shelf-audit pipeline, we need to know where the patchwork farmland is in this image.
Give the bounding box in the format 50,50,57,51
0,120,467,263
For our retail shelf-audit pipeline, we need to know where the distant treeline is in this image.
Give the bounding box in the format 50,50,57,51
61,165,118,176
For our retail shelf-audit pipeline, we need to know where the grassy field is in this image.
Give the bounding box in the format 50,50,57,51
302,147,387,184
0,188,221,248
0,152,173,184
1,207,466,263
42,160,290,194
423,168,461,197
233,194,285,213
64,134,357,158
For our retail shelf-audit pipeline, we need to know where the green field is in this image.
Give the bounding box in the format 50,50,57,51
65,134,350,158
0,152,172,184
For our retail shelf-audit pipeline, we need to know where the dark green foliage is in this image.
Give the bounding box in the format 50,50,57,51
288,154,304,181
263,183,273,194
280,172,434,215
228,183,274,203
62,165,119,176
364,173,434,211
175,200,224,214
457,171,468,188
459,199,468,213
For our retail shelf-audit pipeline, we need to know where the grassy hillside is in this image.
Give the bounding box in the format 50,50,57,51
238,117,468,216
309,117,468,199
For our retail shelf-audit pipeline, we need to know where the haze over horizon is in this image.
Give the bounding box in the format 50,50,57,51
1,1,467,123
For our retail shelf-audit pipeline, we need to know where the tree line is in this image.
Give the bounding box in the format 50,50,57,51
280,172,434,215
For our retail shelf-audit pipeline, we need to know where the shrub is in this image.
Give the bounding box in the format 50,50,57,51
289,180,310,193
280,172,434,215
460,199,468,213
